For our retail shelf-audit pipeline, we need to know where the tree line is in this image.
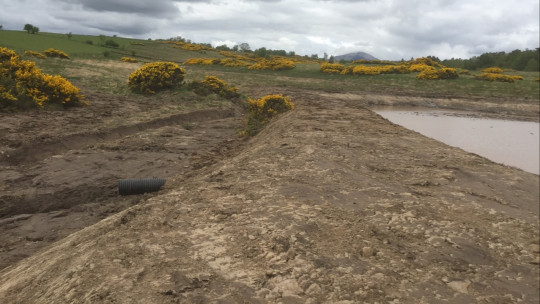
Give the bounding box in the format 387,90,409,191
439,49,539,71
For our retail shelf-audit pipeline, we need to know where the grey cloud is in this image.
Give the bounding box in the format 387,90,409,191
1,0,537,59
55,0,181,16
86,22,156,36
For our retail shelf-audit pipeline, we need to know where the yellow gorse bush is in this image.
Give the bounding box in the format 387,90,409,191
0,47,85,109
173,42,211,52
24,50,46,59
320,62,345,74
475,73,516,83
201,76,239,97
245,94,294,135
482,67,503,74
188,75,240,99
350,65,382,75
248,94,294,120
121,57,138,63
408,64,436,73
220,58,252,67
416,68,459,80
185,54,294,70
338,64,410,76
184,58,221,65
475,67,523,83
409,57,442,67
220,51,254,61
128,61,185,94
320,57,459,80
44,48,70,59
248,57,295,71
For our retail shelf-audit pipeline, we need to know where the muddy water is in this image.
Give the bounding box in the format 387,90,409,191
373,107,539,175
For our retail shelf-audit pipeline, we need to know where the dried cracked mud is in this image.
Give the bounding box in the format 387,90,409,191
0,89,538,303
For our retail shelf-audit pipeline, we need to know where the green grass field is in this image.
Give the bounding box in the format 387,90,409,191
1,30,539,101
187,63,540,100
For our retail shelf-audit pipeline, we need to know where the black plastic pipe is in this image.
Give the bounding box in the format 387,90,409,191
118,178,166,196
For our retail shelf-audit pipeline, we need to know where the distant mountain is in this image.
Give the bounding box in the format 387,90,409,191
334,51,378,61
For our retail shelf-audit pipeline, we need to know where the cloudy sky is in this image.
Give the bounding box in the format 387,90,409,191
1,0,538,59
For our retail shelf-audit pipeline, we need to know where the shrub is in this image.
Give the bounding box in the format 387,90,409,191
220,58,251,67
248,58,295,71
121,57,138,63
220,51,256,62
86,40,93,45
245,94,294,135
409,64,435,73
416,68,459,80
410,57,442,67
128,61,185,94
340,64,410,76
184,57,252,67
44,48,70,59
437,68,459,79
24,50,46,59
482,67,503,74
104,39,119,48
320,62,345,74
379,65,410,74
475,73,515,83
174,42,211,51
351,65,381,75
0,47,85,109
184,58,220,65
340,66,355,75
188,75,240,99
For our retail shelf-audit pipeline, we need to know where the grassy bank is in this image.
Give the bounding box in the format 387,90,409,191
2,30,539,101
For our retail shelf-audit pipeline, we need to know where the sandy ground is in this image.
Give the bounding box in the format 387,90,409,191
0,88,538,303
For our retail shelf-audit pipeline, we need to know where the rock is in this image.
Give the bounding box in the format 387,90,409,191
305,283,322,296
256,288,271,298
362,246,375,257
277,279,303,297
447,280,470,294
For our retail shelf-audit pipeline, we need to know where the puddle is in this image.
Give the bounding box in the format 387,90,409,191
373,107,539,175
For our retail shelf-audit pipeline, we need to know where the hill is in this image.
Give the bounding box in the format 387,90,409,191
334,51,378,61
0,30,218,62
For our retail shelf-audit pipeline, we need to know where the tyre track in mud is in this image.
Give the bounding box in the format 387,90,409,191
1,108,237,165
0,105,246,271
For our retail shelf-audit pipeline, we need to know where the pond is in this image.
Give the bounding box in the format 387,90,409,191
372,107,539,175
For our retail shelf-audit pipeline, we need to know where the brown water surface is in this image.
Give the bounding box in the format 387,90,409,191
373,107,539,175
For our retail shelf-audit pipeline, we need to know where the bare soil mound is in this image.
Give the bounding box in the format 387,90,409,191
0,92,538,303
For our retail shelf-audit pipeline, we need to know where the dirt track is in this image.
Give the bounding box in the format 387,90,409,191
0,89,538,303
